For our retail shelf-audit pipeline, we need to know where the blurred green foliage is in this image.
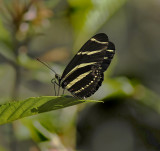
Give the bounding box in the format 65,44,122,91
0,0,160,151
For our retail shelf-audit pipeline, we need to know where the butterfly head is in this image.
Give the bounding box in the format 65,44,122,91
55,74,61,84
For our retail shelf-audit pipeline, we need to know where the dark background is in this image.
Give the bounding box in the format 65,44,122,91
0,0,160,151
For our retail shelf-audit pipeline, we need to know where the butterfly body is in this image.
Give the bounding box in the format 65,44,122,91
55,33,115,99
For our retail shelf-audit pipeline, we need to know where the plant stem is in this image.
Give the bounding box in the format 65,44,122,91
9,34,21,151
11,63,21,100
8,124,17,151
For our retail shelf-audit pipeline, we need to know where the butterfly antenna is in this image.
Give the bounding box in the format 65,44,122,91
36,58,57,75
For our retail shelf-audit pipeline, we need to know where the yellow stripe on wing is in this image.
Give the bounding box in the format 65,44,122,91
106,49,114,52
91,38,108,44
65,71,92,89
61,62,96,82
77,49,103,55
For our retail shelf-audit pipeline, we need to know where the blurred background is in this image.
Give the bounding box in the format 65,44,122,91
0,0,160,151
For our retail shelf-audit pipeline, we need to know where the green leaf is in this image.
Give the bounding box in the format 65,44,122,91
0,96,100,125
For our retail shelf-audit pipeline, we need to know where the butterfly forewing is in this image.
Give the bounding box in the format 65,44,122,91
61,33,109,79
60,33,115,98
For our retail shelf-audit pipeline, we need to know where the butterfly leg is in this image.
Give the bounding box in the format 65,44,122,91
51,78,59,96
53,82,56,96
57,85,60,96
62,89,65,95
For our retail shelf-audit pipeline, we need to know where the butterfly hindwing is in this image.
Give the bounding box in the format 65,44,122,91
68,63,104,98
60,33,115,98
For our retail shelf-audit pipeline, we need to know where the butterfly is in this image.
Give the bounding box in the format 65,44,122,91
38,33,115,99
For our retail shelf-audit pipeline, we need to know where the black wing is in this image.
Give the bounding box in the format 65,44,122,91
61,33,115,98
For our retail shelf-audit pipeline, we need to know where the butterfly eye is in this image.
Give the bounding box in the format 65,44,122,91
55,74,58,79
55,74,61,80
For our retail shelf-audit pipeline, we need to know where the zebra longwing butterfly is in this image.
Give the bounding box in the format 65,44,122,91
38,33,115,99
